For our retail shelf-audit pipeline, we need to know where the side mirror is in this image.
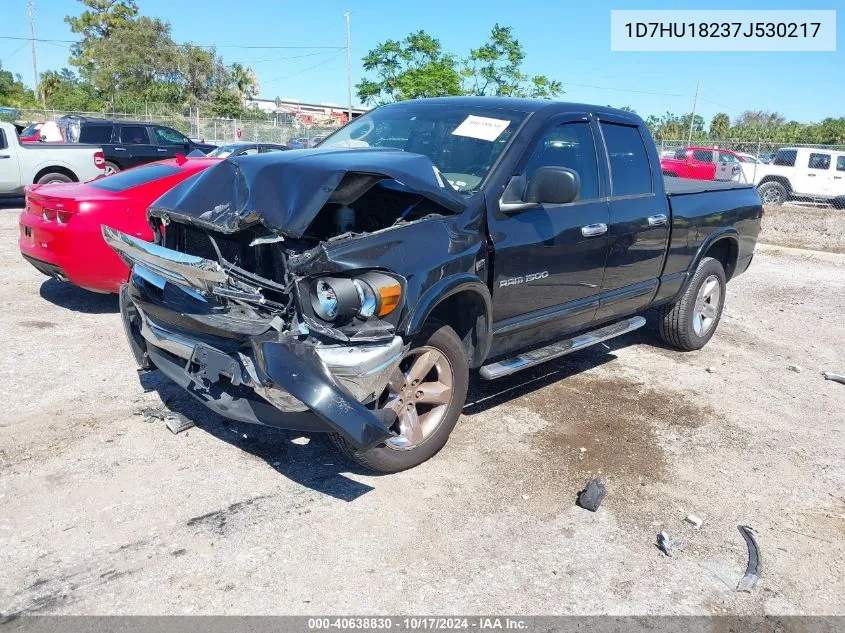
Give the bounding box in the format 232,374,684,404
524,166,580,205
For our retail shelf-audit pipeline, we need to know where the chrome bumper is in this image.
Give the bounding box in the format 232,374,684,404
137,308,405,410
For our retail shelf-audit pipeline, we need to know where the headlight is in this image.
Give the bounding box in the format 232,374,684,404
310,273,403,322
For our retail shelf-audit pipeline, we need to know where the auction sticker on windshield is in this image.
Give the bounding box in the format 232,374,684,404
451,115,511,142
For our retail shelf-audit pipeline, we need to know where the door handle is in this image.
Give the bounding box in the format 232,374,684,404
157,148,168,152
114,147,126,151
808,173,816,177
581,223,608,237
0,154,10,159
647,213,668,226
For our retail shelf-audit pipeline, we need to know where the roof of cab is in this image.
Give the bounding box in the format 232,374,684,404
377,96,643,120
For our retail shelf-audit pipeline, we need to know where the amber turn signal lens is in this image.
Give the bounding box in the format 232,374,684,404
377,283,402,316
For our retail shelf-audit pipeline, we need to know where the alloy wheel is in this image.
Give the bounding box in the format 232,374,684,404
379,346,455,450
692,274,721,336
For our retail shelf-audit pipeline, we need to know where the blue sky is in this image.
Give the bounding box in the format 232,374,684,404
1,0,842,123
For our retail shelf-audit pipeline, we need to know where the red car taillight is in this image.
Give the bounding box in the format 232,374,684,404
57,210,73,225
94,151,105,169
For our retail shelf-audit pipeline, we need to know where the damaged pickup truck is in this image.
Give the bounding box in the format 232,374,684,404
104,97,762,472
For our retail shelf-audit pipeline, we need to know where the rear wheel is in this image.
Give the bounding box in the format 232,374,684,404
104,161,120,176
36,172,72,185
658,257,726,351
757,181,787,206
329,324,469,473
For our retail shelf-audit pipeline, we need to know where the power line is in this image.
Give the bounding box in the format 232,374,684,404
264,50,345,83
0,35,344,51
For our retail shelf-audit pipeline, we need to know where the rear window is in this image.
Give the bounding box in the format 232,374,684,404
88,164,182,192
79,125,113,143
0,129,6,150
773,149,797,167
837,156,845,172
601,122,653,196
692,149,714,162
673,148,686,159
808,153,831,170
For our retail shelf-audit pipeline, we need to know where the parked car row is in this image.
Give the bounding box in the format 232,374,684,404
661,144,845,207
10,97,763,474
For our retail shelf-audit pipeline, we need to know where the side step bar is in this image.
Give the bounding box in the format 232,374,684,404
479,316,646,380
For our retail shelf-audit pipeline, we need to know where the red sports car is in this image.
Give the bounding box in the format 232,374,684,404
19,157,219,294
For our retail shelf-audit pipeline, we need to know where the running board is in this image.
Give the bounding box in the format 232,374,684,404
479,316,646,380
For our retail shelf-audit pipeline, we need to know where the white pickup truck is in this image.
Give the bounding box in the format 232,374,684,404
742,146,845,206
0,122,105,198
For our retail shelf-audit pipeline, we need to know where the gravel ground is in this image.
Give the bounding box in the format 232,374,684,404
1,203,844,616
760,203,845,253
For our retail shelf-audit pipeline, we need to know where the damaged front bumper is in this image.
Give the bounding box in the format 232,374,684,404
104,227,404,450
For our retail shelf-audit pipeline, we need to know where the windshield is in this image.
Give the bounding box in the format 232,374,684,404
322,103,529,192
207,144,242,158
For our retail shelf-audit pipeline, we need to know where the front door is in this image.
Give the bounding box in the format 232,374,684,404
595,118,670,321
833,156,845,198
153,126,192,159
0,129,21,193
488,115,610,355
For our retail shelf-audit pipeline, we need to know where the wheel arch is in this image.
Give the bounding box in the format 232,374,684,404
32,165,78,184
401,275,492,369
758,175,792,193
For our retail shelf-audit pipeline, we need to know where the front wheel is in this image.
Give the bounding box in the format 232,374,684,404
329,324,469,473
657,256,727,351
757,181,787,206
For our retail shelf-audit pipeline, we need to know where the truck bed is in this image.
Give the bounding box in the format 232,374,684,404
664,177,754,196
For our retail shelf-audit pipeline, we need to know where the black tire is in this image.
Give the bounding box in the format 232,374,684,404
663,171,679,178
329,324,469,473
757,181,787,206
104,161,121,176
36,172,72,185
119,284,154,370
658,256,727,351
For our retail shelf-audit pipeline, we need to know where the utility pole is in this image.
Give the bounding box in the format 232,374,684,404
687,80,699,146
27,0,43,107
344,10,352,121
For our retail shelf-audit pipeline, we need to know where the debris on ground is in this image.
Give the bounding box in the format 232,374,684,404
685,514,703,529
706,366,717,373
736,525,762,592
822,371,845,385
576,478,606,512
787,364,803,373
656,531,684,557
164,413,195,435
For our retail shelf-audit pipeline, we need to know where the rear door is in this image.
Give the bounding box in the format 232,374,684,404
801,152,833,196
690,149,717,180
595,117,669,321
115,124,156,168
0,128,22,192
488,113,610,350
833,156,845,198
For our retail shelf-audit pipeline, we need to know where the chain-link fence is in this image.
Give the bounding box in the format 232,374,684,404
16,107,338,146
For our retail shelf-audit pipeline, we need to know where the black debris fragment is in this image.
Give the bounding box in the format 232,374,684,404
576,478,606,512
737,525,762,592
164,412,195,435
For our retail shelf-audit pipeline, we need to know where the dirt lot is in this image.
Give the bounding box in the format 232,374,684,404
1,203,844,616
759,203,845,253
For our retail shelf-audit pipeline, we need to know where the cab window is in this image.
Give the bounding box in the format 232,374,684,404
718,152,739,163
119,126,149,144
154,126,189,146
837,156,845,172
523,121,599,201
808,153,831,170
692,149,714,162
601,122,653,196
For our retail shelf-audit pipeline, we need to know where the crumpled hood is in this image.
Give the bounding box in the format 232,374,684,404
147,147,467,237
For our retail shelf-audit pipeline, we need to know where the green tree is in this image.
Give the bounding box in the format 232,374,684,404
229,62,259,101
709,112,730,139
462,24,561,98
357,31,463,105
0,63,38,108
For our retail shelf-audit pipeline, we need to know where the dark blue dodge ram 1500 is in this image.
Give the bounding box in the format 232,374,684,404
104,97,762,472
